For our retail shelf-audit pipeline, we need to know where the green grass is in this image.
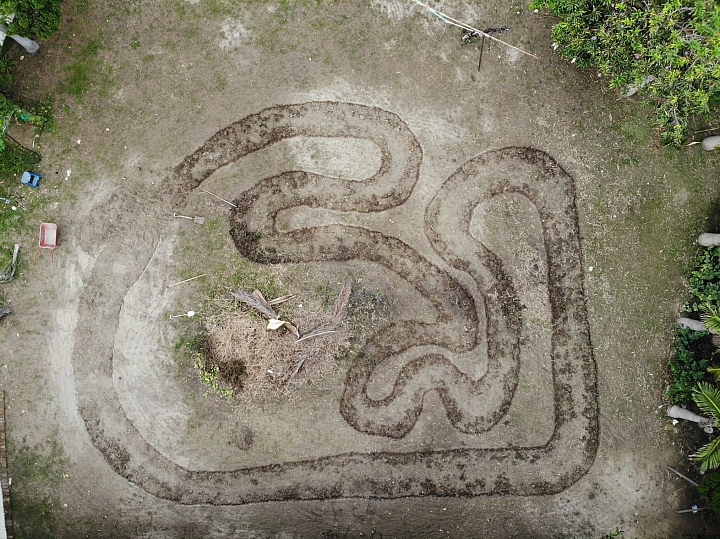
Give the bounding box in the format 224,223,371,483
8,438,69,539
60,37,114,98
0,172,46,266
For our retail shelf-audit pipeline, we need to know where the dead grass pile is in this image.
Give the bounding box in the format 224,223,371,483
200,284,352,403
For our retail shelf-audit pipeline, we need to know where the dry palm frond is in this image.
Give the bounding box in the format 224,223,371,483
0,244,20,283
296,282,351,344
296,324,337,343
331,281,351,326
0,305,13,320
288,284,351,381
230,289,278,319
268,294,295,306
230,290,299,338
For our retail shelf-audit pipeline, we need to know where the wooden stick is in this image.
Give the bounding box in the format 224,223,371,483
412,0,538,59
478,34,485,71
677,507,709,513
167,273,207,288
199,187,237,208
667,466,699,487
267,294,296,306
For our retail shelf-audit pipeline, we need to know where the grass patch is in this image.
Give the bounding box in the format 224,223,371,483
0,172,46,263
8,438,69,539
60,37,114,98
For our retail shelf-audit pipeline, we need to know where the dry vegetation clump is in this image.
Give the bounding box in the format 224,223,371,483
199,285,353,403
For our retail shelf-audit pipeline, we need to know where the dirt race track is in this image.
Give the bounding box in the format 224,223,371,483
2,0,720,537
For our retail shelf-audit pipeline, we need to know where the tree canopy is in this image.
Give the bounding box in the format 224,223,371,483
530,0,720,145
0,0,63,40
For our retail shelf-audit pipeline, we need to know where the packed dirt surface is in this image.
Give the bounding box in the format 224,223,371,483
2,0,720,537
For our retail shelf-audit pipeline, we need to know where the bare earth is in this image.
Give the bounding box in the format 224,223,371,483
2,0,719,537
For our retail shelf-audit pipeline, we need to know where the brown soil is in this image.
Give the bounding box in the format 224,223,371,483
2,0,719,537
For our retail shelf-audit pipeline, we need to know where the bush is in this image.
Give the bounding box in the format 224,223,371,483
0,0,63,40
529,0,720,145
668,326,715,404
698,469,720,517
688,245,720,313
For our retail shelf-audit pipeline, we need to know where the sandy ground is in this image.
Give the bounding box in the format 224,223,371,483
1,0,720,537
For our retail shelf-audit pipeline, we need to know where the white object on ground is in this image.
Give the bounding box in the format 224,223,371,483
701,136,720,151
667,405,714,432
169,311,195,319
677,317,711,333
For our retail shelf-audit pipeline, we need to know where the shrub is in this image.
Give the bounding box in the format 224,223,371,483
688,245,720,313
0,0,63,40
698,469,720,517
529,0,720,145
668,326,715,404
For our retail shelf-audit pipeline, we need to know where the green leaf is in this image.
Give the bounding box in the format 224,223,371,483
691,436,720,473
693,382,720,422
701,303,720,334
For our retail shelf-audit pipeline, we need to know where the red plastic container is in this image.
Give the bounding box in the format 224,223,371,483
36,223,57,261
39,223,57,249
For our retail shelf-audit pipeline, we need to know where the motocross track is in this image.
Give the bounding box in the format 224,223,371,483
2,0,718,537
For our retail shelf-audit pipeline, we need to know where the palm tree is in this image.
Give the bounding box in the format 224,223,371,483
691,382,720,473
701,303,720,334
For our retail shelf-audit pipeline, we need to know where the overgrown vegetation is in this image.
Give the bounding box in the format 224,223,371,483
668,244,720,403
0,0,61,176
0,0,63,40
668,243,720,474
668,326,714,404
690,382,720,472
698,469,720,518
687,245,720,312
530,0,720,145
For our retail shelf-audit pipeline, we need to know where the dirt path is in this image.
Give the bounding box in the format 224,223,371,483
1,0,719,537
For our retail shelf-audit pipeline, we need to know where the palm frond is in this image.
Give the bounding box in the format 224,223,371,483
692,382,720,422
690,436,720,473
297,324,336,343
331,281,351,326
230,289,278,320
709,366,720,383
701,303,720,334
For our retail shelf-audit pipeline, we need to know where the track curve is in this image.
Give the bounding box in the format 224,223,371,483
71,101,598,504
